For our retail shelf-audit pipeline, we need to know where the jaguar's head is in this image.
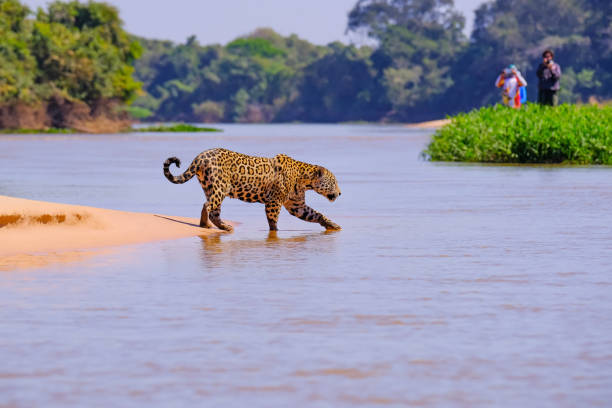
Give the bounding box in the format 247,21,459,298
311,166,341,202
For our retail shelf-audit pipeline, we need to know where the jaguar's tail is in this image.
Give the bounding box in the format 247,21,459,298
163,156,197,184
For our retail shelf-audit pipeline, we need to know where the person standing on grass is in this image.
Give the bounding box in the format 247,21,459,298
537,49,562,106
495,64,527,109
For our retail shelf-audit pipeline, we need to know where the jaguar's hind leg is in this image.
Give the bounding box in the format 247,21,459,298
197,167,215,229
199,203,213,228
206,191,233,232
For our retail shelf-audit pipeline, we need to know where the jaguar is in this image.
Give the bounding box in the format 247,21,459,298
163,148,341,232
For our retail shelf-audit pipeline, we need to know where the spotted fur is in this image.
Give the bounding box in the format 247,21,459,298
163,148,341,231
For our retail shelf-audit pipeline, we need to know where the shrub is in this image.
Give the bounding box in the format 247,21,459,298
422,104,612,164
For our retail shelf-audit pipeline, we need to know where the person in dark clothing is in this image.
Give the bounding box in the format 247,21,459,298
537,49,562,106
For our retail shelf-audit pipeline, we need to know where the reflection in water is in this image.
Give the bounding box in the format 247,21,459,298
197,230,339,269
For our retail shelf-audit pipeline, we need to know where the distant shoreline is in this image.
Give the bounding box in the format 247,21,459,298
0,123,222,134
0,120,447,134
0,195,231,270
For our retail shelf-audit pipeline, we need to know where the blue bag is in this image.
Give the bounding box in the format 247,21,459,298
519,86,527,104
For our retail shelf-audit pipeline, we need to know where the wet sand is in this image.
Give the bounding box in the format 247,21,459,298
0,195,229,269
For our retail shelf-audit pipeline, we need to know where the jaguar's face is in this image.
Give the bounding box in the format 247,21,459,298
312,167,341,202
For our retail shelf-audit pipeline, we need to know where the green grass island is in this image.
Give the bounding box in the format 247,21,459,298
423,104,612,165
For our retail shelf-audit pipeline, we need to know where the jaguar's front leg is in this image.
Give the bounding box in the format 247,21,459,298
284,194,341,230
265,201,282,231
319,216,342,231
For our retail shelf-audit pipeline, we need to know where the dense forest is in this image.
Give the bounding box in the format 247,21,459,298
1,0,611,128
0,0,140,130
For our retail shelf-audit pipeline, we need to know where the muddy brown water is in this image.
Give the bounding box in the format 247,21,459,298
1,125,611,407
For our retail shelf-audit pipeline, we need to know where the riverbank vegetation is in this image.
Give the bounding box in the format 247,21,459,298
423,104,612,164
0,123,221,133
1,0,611,130
0,0,140,132
130,0,612,123
0,127,74,134
134,124,221,132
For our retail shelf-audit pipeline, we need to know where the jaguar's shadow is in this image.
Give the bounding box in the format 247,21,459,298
154,214,201,228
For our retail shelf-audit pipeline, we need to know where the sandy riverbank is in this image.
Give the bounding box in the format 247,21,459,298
0,195,229,270
404,119,451,129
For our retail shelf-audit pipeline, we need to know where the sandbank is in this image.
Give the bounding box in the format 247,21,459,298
404,119,451,129
0,195,229,270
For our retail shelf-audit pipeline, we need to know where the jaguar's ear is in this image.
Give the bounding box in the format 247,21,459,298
315,167,324,178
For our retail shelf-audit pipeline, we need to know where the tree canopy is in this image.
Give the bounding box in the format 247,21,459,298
1,0,611,127
0,0,140,106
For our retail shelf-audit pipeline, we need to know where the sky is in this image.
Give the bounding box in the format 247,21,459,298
22,0,485,45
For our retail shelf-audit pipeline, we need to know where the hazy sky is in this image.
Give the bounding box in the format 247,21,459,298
22,0,485,45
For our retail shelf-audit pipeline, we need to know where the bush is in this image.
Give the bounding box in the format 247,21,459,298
422,104,612,164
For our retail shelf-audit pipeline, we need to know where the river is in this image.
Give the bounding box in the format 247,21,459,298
1,124,611,407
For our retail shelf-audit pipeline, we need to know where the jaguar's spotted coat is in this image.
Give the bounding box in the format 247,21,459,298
163,148,341,232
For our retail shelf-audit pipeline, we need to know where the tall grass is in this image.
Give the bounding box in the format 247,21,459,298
423,104,612,164
134,124,221,132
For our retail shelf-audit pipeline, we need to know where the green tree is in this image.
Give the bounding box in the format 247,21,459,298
35,1,142,102
347,0,465,120
1,0,142,130
281,43,385,122
0,0,36,102
131,29,327,122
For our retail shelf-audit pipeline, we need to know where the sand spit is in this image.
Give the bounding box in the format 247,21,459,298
0,195,229,270
404,119,451,129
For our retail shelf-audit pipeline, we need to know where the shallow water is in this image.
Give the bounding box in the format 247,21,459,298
1,124,611,407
